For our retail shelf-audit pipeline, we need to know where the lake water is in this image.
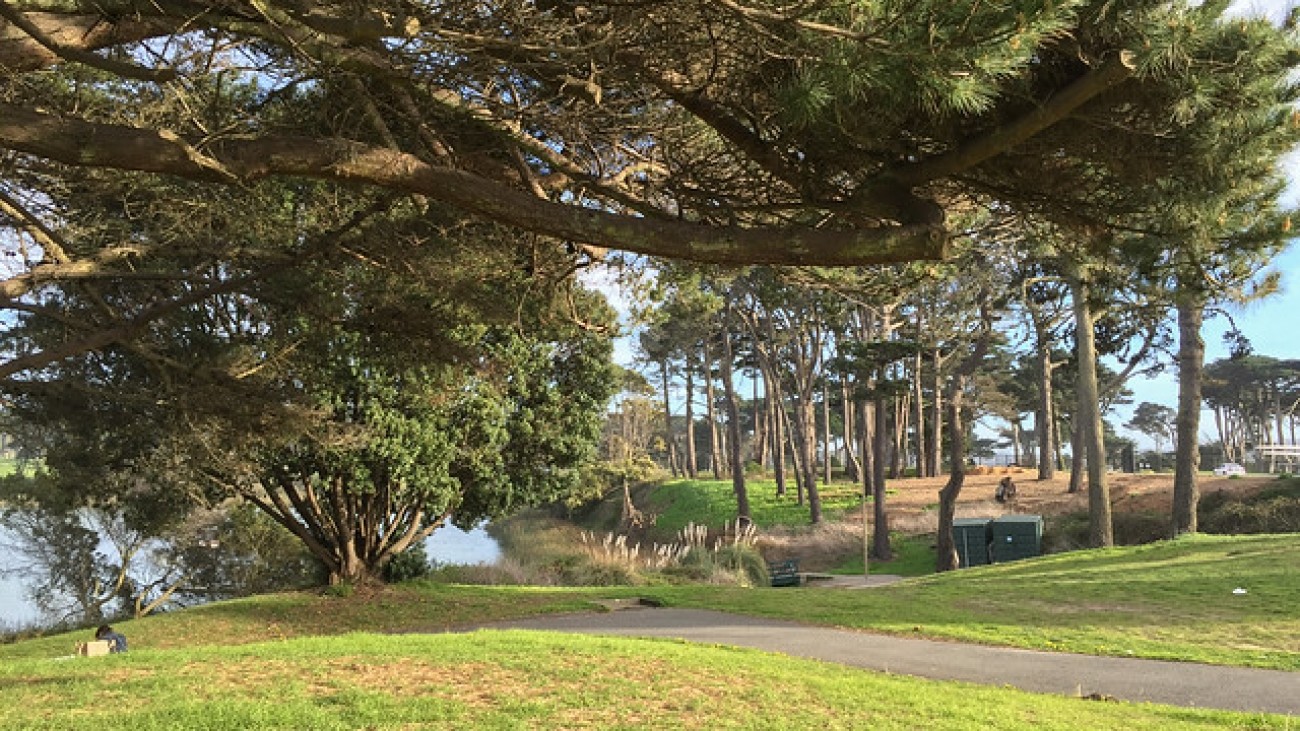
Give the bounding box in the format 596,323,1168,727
425,522,501,566
0,520,501,629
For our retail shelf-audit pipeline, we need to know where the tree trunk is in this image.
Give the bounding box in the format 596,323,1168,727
1054,415,1067,474
753,374,766,469
935,373,968,572
822,377,833,484
720,309,751,522
770,376,788,497
703,338,723,480
788,386,821,520
684,363,698,478
659,362,678,477
860,399,876,497
1213,406,1227,463
929,348,944,475
914,351,927,478
1172,289,1205,535
843,376,862,481
872,388,891,558
1068,269,1113,547
803,399,824,522
1036,337,1057,481
890,393,905,479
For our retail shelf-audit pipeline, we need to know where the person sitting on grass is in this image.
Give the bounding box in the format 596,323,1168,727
95,624,128,653
995,476,1017,504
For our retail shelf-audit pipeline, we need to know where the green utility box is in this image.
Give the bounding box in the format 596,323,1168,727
990,515,1043,563
953,518,992,568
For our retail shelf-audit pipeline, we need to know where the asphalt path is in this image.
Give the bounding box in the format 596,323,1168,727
479,606,1299,716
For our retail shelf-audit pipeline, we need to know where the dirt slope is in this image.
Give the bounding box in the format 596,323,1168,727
874,469,1275,531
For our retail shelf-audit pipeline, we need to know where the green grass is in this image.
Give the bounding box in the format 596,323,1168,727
653,533,1300,670
649,478,872,533
0,631,1288,730
0,583,600,661
831,533,936,577
10,534,1299,671
5,534,1300,728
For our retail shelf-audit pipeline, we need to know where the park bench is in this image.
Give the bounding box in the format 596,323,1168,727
767,558,801,587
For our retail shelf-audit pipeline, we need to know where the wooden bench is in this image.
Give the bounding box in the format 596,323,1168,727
767,558,801,587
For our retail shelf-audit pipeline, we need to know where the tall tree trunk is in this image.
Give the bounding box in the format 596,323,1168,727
929,348,943,475
787,382,820,518
1055,415,1068,474
771,385,788,497
720,307,751,523
801,397,824,523
702,338,723,479
754,374,767,469
683,363,698,479
1213,406,1227,463
1068,269,1113,547
935,373,969,572
842,375,862,481
872,386,891,558
1172,289,1205,536
660,362,678,478
822,377,833,484
860,399,876,496
1036,337,1057,481
783,400,806,504
914,351,927,478
890,394,905,479
1067,418,1084,493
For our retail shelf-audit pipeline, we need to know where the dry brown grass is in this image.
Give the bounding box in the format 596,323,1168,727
861,470,1275,523
754,522,864,571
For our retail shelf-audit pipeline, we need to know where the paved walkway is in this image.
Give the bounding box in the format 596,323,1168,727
480,606,1299,716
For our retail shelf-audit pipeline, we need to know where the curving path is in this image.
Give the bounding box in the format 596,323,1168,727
478,606,1299,717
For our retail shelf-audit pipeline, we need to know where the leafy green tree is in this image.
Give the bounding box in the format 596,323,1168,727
3,194,617,584
1126,402,1177,471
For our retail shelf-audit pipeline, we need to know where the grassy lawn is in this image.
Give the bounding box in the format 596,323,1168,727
653,533,1300,670
830,533,936,577
1,631,1288,730
5,534,1298,673
649,478,871,532
6,534,1298,672
4,533,1299,728
0,584,601,662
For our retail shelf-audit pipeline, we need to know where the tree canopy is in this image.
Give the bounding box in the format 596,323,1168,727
2,2,1296,265
2,184,618,583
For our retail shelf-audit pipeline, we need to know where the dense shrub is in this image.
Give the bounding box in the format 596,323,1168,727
1199,480,1300,535
713,544,770,587
382,543,432,583
1043,510,1171,552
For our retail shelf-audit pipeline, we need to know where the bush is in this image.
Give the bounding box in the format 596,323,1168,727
1197,478,1300,534
1043,510,1170,552
1201,497,1300,534
1042,512,1090,553
383,543,432,583
713,544,769,587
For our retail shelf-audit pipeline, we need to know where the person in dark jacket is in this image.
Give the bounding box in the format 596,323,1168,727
95,624,128,653
995,476,1017,503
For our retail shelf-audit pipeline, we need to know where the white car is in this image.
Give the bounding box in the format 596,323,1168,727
1213,463,1247,477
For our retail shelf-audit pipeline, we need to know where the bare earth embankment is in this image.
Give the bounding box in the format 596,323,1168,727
865,469,1275,532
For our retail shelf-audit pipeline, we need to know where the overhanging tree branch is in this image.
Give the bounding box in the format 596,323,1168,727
884,52,1138,188
0,2,175,81
0,104,949,266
